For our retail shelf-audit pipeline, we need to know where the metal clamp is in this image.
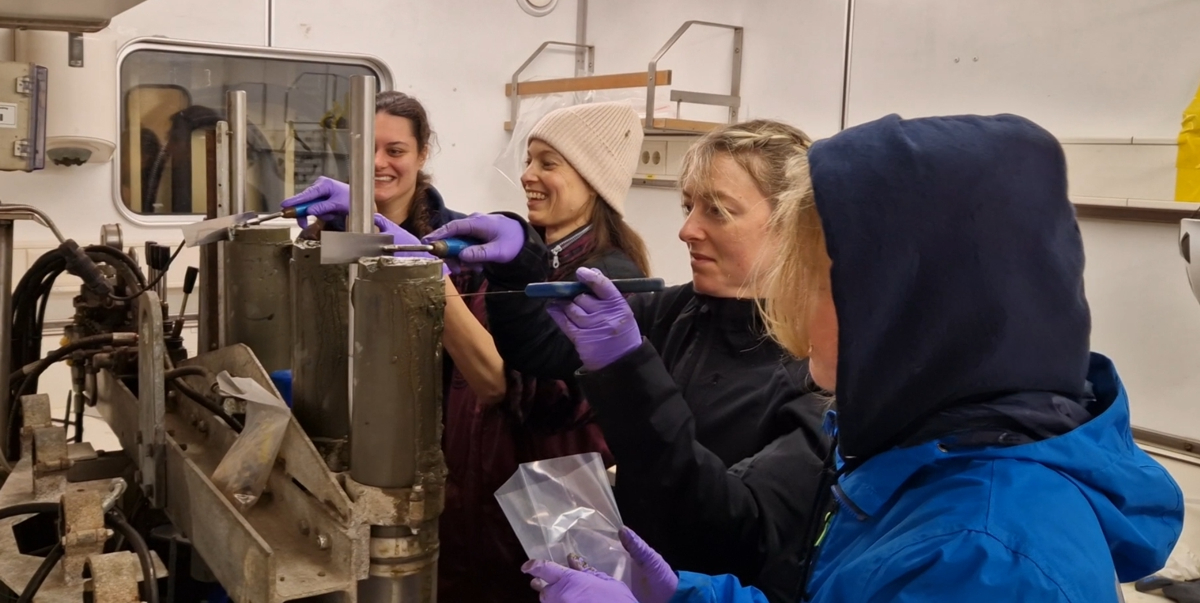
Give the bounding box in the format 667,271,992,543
343,478,443,529
62,488,113,584
509,41,596,125
84,551,143,603
19,393,52,458
646,20,744,130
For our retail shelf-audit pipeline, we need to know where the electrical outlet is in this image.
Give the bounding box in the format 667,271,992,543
638,141,668,176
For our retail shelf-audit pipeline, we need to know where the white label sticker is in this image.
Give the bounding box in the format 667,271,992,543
0,104,16,129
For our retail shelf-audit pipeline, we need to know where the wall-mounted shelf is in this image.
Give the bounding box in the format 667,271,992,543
1073,196,1198,224
0,0,149,32
504,20,744,136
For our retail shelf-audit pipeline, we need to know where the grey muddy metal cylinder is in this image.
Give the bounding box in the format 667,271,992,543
349,257,446,603
291,240,350,469
223,225,293,372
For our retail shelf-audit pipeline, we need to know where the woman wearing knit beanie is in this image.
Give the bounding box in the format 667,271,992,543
428,119,828,602
433,101,651,603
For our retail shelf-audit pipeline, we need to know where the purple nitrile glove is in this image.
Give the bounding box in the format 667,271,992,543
545,267,642,372
423,213,524,265
522,559,637,603
281,176,350,227
373,214,448,276
621,528,679,603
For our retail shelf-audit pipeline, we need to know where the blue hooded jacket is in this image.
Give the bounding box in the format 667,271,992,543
669,114,1183,603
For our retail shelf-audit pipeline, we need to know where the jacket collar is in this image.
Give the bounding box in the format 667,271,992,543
834,352,1120,519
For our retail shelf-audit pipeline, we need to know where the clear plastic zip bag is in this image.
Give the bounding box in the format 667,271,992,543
209,372,290,511
495,452,632,586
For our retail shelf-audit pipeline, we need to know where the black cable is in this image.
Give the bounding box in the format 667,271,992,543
167,376,243,432
0,502,59,521
106,508,159,603
108,241,184,302
15,543,63,603
7,334,131,457
163,366,210,381
83,245,147,288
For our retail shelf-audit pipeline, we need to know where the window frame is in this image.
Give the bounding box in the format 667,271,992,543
113,37,394,226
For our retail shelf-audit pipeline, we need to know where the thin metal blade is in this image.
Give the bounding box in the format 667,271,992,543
320,231,396,264
181,212,257,247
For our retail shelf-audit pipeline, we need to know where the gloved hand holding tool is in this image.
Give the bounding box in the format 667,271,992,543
424,213,526,264
545,267,644,372
276,176,352,227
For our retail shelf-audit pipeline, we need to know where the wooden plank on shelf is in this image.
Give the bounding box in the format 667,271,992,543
505,117,725,133
505,71,672,97
650,118,723,133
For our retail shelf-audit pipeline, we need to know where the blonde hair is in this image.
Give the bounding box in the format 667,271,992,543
677,119,828,358
679,120,813,218
756,151,829,359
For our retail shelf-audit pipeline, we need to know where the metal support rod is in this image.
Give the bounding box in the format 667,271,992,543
0,221,12,457
348,75,376,235
839,0,856,131
227,90,248,214
0,205,66,243
645,20,743,130
199,121,230,353
575,0,588,77
265,0,276,47
509,41,595,126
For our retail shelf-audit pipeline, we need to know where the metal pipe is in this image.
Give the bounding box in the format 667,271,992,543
227,90,248,214
0,221,12,457
223,226,293,372
349,258,443,486
0,204,65,243
350,257,445,600
575,0,589,77
200,121,231,353
348,75,376,235
839,0,856,131
290,241,349,469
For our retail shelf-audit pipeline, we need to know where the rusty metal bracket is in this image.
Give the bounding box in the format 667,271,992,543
84,551,143,603
342,478,444,529
19,393,51,458
61,488,112,584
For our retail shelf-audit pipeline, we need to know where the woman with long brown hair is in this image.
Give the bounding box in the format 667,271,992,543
432,120,830,602
284,99,652,601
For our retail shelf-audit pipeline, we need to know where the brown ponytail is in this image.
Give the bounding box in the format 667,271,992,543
375,91,437,237
578,199,652,276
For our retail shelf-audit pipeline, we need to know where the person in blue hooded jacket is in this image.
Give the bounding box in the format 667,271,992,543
518,113,1185,603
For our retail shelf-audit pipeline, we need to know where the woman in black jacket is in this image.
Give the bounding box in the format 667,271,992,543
426,120,828,603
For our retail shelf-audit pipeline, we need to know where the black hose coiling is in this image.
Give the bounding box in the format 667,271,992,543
0,502,160,603
6,333,134,454
0,502,59,521
106,508,159,603
7,244,148,461
164,367,243,432
15,543,62,603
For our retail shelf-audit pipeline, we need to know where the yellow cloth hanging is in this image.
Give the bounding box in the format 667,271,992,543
1176,81,1200,202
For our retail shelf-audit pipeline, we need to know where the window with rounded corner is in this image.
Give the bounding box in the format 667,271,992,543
118,43,386,218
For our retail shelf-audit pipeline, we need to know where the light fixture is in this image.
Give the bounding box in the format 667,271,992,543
517,0,558,17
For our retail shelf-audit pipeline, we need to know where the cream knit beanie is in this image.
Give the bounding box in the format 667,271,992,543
527,101,644,216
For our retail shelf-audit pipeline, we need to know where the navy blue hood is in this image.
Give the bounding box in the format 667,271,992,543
807,114,1091,467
